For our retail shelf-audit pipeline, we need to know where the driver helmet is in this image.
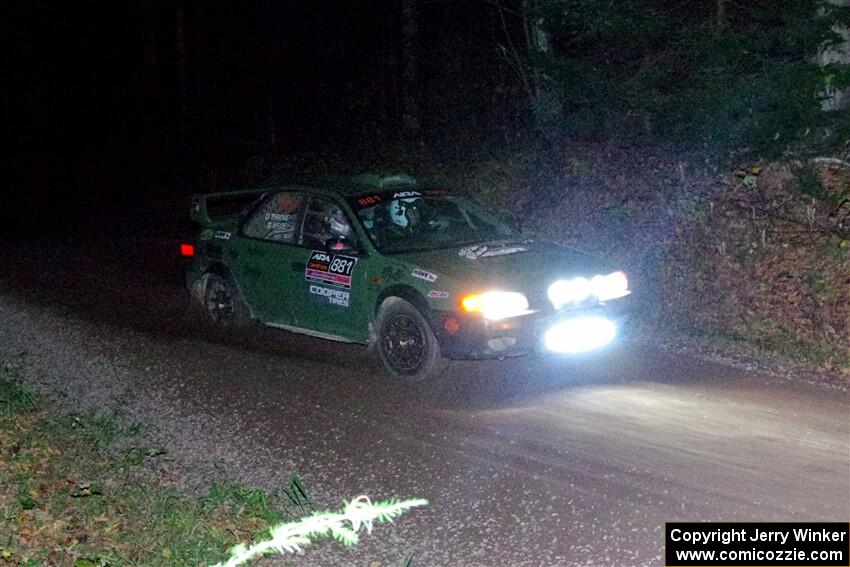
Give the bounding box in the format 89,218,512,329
328,208,352,238
389,198,422,228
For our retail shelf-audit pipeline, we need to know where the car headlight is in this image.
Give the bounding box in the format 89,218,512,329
459,291,530,320
591,270,629,302
548,271,629,309
547,277,592,308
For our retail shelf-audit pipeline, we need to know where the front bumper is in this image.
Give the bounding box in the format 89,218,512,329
433,296,631,360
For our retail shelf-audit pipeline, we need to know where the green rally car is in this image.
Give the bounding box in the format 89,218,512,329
183,173,631,381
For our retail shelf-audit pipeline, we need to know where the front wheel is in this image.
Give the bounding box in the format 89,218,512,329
375,298,449,382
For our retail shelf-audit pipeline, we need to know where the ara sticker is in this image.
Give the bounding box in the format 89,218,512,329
411,267,438,282
305,250,357,289
214,231,232,240
428,290,449,299
458,245,488,259
309,284,350,307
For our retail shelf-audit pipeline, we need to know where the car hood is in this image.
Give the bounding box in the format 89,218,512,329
392,239,614,294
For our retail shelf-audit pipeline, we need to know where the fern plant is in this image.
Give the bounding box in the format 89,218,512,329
213,495,428,567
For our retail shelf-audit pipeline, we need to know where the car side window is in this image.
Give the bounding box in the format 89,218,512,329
242,192,307,244
300,197,357,249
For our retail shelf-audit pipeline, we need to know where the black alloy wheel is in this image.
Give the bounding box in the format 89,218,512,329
375,298,448,382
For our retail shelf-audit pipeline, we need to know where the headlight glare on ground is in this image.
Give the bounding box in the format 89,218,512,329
543,316,617,353
460,291,530,320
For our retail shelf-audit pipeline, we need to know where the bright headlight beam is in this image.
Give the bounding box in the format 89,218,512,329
479,291,530,320
543,317,617,353
547,277,591,309
460,291,530,320
548,271,629,308
592,270,629,301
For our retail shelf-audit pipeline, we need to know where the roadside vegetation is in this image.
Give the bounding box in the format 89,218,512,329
659,161,849,370
0,361,423,566
0,361,280,566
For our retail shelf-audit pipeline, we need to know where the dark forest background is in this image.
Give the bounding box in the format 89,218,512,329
3,1,849,233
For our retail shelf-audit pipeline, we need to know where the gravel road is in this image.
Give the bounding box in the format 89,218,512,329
1,239,847,566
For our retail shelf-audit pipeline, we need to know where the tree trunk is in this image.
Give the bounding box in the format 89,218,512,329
522,0,562,139
819,0,850,110
400,0,420,141
716,0,727,29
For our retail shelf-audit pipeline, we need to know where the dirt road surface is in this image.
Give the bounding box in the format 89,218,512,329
1,239,847,566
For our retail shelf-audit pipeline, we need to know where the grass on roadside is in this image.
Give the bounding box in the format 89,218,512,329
0,364,289,567
0,365,38,419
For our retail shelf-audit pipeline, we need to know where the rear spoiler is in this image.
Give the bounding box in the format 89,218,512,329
189,188,272,226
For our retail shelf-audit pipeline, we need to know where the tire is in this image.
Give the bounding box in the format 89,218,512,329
201,273,250,327
375,298,449,382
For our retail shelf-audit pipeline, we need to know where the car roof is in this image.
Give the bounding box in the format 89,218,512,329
270,172,420,199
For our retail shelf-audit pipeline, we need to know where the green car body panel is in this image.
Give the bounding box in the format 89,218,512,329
184,174,630,359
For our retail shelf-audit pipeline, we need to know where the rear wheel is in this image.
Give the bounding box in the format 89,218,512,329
375,298,448,382
202,273,250,326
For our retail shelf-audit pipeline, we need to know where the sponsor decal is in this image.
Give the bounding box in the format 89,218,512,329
393,190,421,199
309,284,350,307
481,245,527,258
458,245,488,259
266,220,296,231
457,244,528,259
199,229,214,241
353,189,426,209
305,250,357,289
411,268,438,282
263,212,298,240
356,194,382,207
428,290,449,299
266,212,289,221
214,230,232,240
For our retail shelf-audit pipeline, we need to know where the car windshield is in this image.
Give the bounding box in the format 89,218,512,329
351,191,517,254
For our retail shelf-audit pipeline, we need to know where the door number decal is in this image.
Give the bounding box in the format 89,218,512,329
305,250,357,289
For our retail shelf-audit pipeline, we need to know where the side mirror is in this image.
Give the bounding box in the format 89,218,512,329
326,236,361,256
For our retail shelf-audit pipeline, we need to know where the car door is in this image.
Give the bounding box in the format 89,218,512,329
231,191,308,324
287,196,371,341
